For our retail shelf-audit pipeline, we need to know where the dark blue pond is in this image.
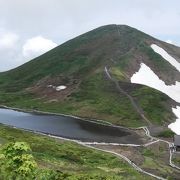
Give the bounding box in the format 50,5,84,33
0,108,141,144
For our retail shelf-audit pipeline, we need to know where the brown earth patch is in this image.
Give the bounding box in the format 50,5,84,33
27,75,81,101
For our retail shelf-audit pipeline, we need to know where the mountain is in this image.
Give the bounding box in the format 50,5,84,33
0,24,180,134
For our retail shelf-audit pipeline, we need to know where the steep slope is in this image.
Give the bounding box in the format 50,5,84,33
0,24,179,130
0,25,149,91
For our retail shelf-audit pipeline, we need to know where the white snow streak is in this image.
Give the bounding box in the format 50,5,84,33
151,44,180,72
131,63,180,103
131,43,180,134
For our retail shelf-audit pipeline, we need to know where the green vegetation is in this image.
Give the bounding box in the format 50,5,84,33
0,24,175,128
0,142,37,179
0,25,178,179
110,55,131,81
0,25,120,91
172,155,180,167
70,73,142,126
110,67,126,81
0,70,174,127
138,42,179,84
0,124,149,179
131,86,174,125
142,149,155,157
157,129,175,138
0,73,144,127
139,43,172,72
0,25,147,91
140,142,179,179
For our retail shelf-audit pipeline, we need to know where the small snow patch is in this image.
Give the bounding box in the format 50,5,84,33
151,44,180,72
47,85,53,88
47,85,67,91
56,85,67,91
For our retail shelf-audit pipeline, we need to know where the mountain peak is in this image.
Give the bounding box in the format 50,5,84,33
84,24,150,38
0,24,177,91
0,24,180,135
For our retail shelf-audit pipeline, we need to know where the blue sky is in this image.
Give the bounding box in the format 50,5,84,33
0,0,180,71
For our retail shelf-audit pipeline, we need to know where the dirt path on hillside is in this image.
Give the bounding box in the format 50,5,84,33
104,66,152,126
103,65,180,176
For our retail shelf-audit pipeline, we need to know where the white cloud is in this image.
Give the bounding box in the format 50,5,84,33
22,36,57,59
0,0,180,70
0,32,19,49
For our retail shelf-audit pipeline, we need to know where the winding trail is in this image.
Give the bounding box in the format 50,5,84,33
81,125,180,179
3,105,180,179
1,64,180,179
142,126,180,171
83,143,166,180
0,26,179,179
38,130,166,180
104,67,151,126
103,66,180,178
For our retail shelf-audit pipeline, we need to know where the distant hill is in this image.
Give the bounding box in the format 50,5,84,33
0,24,180,131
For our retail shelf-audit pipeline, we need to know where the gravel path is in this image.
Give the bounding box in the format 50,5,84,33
104,65,180,178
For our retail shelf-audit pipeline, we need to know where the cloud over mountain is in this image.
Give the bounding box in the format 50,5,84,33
22,36,57,60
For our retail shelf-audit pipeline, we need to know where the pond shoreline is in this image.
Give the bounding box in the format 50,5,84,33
0,105,142,144
0,104,131,130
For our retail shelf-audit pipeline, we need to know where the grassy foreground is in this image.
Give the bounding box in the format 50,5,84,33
0,124,151,179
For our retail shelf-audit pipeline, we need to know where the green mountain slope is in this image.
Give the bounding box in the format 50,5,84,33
0,25,147,90
0,24,178,128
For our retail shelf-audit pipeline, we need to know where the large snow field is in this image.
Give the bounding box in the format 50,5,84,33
131,44,180,134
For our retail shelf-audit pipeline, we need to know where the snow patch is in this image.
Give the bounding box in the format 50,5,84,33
131,63,180,103
131,63,180,134
151,44,180,72
168,106,180,135
47,85,67,91
47,85,53,88
56,85,67,91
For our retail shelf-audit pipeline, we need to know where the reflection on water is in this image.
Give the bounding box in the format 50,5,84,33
0,108,141,144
